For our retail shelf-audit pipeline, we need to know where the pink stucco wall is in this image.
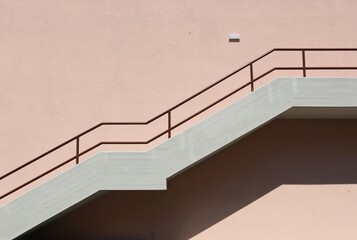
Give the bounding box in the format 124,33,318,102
1,0,357,205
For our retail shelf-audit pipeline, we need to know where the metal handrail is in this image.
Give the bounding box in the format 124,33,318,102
1,48,357,200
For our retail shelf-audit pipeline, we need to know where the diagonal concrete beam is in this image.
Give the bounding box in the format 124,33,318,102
1,78,357,239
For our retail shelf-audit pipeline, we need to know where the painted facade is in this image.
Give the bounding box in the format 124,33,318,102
1,1,357,239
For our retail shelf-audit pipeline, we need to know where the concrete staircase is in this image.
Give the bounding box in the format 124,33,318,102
1,77,357,239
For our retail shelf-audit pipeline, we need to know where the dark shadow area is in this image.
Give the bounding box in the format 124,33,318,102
17,119,357,240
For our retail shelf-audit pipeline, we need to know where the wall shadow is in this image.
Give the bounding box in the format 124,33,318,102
17,119,357,240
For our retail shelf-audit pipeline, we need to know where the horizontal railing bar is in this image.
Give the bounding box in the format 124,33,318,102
274,48,357,51
275,67,304,70
100,122,147,125
252,67,302,82
77,121,148,138
306,67,357,70
252,68,277,83
275,67,357,70
252,66,357,84
101,141,147,144
77,143,102,158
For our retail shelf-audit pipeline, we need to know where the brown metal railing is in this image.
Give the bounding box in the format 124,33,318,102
1,48,357,200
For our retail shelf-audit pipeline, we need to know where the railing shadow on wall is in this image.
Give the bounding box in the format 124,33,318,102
1,48,357,201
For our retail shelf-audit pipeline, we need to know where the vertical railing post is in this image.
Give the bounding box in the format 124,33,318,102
76,137,80,164
167,111,172,138
168,111,172,138
250,63,254,91
302,49,306,77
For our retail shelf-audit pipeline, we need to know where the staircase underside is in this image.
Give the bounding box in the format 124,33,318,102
1,77,357,239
